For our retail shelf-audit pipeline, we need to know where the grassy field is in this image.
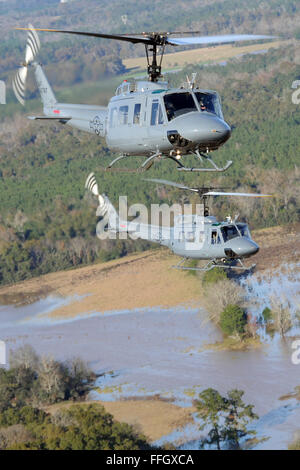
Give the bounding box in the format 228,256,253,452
45,400,195,443
123,40,287,72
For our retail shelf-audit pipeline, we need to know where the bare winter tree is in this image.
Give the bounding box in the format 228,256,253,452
202,279,246,325
0,425,33,450
10,345,39,371
270,296,293,338
66,357,94,398
38,357,66,403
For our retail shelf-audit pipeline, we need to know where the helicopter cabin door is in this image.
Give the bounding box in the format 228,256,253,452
210,228,221,245
209,226,224,258
146,96,168,152
129,95,151,154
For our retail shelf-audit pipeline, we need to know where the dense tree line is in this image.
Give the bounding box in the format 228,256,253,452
0,404,152,450
0,345,95,410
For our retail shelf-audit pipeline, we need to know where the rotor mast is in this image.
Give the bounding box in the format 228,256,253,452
145,34,166,82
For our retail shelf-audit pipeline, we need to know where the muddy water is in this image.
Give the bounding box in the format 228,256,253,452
0,264,299,449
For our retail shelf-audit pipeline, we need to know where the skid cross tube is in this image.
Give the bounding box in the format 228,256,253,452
104,151,162,173
172,257,256,272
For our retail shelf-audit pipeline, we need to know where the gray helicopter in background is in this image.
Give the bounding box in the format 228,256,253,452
85,173,270,271
13,26,275,173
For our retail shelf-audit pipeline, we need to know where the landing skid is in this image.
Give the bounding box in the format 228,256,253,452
176,158,232,173
104,152,162,173
102,150,232,174
175,150,232,173
172,257,256,272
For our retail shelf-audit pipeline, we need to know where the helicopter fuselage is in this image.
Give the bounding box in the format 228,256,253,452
93,189,259,265
43,78,231,158
164,215,259,261
123,213,259,261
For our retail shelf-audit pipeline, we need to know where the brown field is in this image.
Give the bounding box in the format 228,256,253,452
123,40,287,72
0,249,203,316
0,223,299,318
46,400,196,442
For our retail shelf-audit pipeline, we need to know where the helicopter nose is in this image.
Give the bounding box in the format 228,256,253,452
174,112,231,147
225,238,259,258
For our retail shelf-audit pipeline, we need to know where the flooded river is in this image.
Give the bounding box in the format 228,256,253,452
0,263,299,449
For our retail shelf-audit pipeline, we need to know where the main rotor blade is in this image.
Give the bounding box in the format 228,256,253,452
15,28,155,45
143,178,198,192
15,29,276,48
167,34,276,46
203,191,272,197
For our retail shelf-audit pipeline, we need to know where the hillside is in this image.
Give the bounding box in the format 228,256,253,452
0,223,299,313
1,0,300,86
123,40,287,72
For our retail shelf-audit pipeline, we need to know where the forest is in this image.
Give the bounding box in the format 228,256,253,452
0,345,151,450
0,1,299,285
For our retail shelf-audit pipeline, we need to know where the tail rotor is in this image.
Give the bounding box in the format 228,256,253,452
12,24,40,106
85,172,100,197
85,173,107,215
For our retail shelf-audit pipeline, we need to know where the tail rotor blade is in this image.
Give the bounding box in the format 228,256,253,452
25,25,40,63
12,66,27,106
85,173,99,197
85,172,107,214
13,24,40,106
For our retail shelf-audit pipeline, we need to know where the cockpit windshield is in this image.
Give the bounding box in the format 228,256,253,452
194,92,223,119
221,225,239,242
164,92,197,121
237,224,250,238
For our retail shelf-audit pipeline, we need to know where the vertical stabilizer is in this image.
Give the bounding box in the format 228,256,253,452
33,63,57,108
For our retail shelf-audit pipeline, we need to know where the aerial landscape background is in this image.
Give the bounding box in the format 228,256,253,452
0,0,299,451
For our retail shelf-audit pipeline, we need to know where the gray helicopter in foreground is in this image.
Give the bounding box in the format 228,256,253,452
85,173,270,271
13,26,275,173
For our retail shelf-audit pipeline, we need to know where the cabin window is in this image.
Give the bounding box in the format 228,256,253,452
199,231,205,243
109,107,118,128
151,101,164,125
164,92,197,121
186,232,195,242
221,225,239,242
211,230,221,245
194,92,223,119
133,103,141,124
119,105,129,125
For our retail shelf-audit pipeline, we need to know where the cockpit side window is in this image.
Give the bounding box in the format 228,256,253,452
158,104,164,124
164,92,197,121
221,225,239,242
151,101,158,125
211,229,221,244
194,92,223,119
151,101,164,125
